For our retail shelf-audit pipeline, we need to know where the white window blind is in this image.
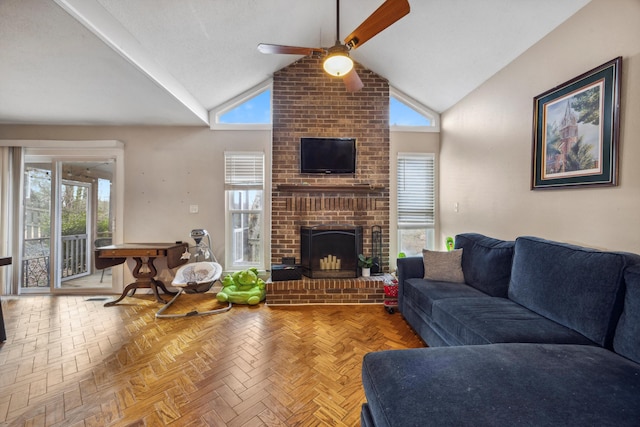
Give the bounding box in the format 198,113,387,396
397,153,435,227
224,152,264,188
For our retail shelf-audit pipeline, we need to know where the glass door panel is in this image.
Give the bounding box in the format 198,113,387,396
59,178,91,286
59,161,114,290
22,164,52,289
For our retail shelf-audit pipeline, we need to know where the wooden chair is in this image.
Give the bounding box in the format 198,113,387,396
94,237,112,282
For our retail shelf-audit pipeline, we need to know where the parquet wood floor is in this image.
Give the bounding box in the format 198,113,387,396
0,294,424,426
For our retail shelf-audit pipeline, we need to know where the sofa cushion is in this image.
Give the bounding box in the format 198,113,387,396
614,265,640,363
508,236,627,347
422,249,465,283
360,404,375,427
403,278,488,318
396,256,425,312
454,233,515,297
431,297,594,346
362,343,640,427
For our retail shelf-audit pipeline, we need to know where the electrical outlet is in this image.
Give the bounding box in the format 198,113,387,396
189,204,199,214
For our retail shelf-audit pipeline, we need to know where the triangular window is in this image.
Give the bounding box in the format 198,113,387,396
219,89,271,124
210,80,272,129
391,97,431,126
389,88,440,131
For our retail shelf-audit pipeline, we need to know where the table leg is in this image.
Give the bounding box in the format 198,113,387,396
104,282,140,307
104,256,176,306
0,297,6,342
152,278,177,298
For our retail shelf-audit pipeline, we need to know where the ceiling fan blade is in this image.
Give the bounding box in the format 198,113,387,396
257,43,324,56
343,69,364,92
344,0,410,49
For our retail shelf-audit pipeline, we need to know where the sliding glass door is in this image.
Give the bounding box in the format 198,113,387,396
21,156,117,293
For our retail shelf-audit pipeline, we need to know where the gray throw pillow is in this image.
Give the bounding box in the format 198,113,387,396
422,249,465,283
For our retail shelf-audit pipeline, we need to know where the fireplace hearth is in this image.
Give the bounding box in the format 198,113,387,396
300,225,363,278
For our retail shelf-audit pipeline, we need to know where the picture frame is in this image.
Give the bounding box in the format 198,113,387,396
531,57,622,190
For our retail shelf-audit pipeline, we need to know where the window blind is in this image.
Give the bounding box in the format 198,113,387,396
397,153,435,227
224,152,264,188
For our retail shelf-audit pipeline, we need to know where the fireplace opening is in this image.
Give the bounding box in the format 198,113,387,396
300,225,363,278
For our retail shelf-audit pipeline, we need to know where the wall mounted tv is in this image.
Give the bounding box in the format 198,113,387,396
300,137,356,174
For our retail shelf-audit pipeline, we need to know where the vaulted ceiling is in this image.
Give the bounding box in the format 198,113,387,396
0,0,590,127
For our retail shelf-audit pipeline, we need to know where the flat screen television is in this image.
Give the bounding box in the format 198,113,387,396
300,137,356,174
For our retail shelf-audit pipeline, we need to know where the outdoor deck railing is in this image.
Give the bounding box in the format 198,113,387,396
22,234,89,288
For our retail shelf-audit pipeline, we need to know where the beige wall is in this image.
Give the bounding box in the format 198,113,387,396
1,124,436,273
0,125,272,264
440,0,640,252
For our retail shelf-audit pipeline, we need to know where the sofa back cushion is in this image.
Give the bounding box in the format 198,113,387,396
454,233,515,297
508,236,627,347
613,265,640,363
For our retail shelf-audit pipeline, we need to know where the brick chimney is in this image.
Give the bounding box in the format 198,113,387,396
271,54,390,272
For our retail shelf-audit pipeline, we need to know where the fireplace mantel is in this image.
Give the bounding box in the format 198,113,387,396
276,184,385,193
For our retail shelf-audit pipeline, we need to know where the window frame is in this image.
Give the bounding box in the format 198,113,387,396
390,87,440,133
0,140,125,296
224,152,266,271
396,152,436,255
210,79,272,130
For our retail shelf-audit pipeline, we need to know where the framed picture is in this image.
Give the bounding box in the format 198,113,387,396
531,57,622,189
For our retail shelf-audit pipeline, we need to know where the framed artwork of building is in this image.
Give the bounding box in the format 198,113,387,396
531,57,622,190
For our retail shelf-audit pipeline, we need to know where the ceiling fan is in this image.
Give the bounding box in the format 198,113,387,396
258,0,410,92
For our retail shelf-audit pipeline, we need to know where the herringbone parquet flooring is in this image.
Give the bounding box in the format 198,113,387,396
0,294,424,426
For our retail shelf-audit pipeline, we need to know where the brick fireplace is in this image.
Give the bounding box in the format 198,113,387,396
300,225,363,278
269,54,390,304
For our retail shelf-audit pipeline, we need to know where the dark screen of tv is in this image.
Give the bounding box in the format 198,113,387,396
300,137,356,174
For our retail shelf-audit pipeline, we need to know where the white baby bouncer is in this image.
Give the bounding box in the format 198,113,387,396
156,229,232,318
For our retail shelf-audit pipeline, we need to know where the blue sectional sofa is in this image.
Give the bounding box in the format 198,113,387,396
361,234,640,426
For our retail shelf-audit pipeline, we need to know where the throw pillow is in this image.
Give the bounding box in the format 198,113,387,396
422,249,465,283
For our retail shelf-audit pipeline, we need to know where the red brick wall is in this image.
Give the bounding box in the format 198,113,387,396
271,55,390,270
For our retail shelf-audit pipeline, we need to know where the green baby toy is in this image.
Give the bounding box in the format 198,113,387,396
445,236,455,251
216,267,266,305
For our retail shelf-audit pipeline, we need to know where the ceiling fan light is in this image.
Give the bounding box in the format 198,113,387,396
323,52,353,77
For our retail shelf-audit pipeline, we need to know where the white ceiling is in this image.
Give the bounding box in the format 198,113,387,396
0,0,591,127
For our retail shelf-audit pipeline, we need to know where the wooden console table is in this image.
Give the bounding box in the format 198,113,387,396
95,243,188,307
0,256,11,342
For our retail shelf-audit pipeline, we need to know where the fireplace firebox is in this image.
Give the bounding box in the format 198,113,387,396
300,225,363,278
